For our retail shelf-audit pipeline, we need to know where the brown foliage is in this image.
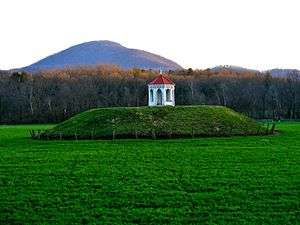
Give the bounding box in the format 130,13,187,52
0,65,299,124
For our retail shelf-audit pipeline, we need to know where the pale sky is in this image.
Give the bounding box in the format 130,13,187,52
1,0,300,71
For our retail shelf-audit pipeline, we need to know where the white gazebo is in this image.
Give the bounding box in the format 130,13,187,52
148,74,175,106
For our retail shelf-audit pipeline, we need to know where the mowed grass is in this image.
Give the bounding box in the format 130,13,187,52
0,123,299,224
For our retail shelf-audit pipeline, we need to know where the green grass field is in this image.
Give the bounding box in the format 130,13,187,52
0,123,299,224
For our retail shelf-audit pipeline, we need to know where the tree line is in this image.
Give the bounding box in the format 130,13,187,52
0,65,300,124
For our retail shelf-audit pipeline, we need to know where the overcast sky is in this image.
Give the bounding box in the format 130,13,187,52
0,0,300,70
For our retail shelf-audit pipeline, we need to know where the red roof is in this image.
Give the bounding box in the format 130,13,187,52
149,75,174,85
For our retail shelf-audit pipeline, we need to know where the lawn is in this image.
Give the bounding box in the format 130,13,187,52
0,123,299,224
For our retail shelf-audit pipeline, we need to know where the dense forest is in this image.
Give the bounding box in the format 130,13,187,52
0,65,300,124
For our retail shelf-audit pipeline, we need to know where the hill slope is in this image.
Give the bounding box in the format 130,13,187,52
269,69,300,77
38,106,267,140
22,41,183,72
211,65,260,74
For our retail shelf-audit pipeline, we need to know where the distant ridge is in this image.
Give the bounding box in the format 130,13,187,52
211,65,300,78
268,68,300,77
21,41,183,72
210,65,260,73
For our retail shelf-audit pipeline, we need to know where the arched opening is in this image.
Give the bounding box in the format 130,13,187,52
150,89,154,102
166,89,171,102
157,89,163,105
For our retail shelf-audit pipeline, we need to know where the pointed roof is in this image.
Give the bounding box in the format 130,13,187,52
149,74,174,85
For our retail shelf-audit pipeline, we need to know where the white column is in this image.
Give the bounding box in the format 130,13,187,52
148,88,150,106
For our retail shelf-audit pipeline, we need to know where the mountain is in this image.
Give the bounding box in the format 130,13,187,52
21,41,183,72
269,69,300,77
211,65,300,78
210,65,260,74
0,70,10,76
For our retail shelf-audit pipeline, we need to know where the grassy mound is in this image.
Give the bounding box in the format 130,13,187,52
38,106,267,140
